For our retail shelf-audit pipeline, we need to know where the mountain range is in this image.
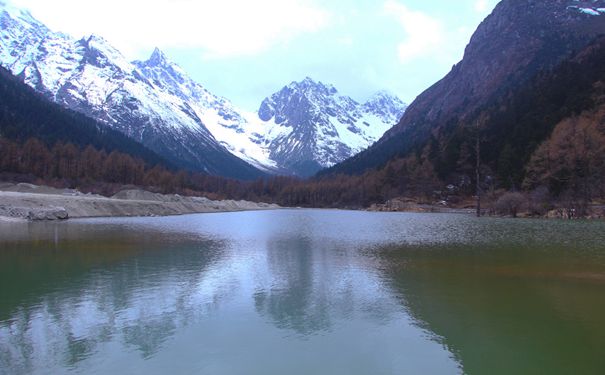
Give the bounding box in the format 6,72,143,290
0,64,170,168
326,0,605,179
0,3,406,179
1,0,605,210
256,79,406,176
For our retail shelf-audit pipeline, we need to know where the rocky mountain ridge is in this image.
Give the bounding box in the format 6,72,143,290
0,3,405,178
256,78,406,176
326,0,605,176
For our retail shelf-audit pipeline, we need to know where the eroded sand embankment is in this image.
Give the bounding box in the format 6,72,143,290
0,183,279,221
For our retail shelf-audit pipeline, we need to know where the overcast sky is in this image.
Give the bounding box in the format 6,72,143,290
10,0,500,110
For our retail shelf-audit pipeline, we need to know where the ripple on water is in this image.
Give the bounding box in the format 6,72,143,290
1,210,605,374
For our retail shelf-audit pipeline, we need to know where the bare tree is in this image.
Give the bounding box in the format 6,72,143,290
474,113,489,217
495,192,527,218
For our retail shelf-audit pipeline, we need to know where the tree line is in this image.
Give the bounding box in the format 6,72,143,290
1,137,173,193
2,130,604,216
0,136,441,206
2,37,605,212
0,66,169,168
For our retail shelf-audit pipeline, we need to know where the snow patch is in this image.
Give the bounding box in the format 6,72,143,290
579,7,601,15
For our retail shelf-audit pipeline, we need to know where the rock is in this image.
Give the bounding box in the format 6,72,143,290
26,207,69,221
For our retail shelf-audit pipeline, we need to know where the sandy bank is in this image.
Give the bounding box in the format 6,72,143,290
0,183,279,221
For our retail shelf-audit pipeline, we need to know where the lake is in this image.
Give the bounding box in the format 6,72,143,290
1,209,605,374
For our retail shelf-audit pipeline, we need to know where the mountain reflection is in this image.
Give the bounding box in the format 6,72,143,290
252,235,402,337
253,237,331,335
377,242,605,375
0,222,227,373
11,211,600,373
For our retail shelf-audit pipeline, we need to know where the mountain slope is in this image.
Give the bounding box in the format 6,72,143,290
0,3,406,178
484,34,605,190
325,0,605,176
0,4,264,180
255,78,406,176
0,66,170,167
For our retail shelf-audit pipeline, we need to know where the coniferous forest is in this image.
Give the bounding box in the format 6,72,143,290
4,1,605,372
2,34,605,216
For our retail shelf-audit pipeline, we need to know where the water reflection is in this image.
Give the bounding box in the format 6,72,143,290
0,222,227,373
253,235,407,337
254,237,330,335
377,240,605,375
2,211,604,374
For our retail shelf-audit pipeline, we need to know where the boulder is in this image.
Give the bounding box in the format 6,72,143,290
27,207,69,221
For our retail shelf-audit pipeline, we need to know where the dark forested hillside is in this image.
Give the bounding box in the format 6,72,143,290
447,35,605,189
0,4,268,180
2,2,605,212
324,0,605,178
0,67,170,168
301,34,605,212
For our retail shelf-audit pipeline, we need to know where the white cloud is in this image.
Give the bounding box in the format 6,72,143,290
383,0,445,63
11,0,330,59
474,0,488,13
474,0,500,16
383,1,491,67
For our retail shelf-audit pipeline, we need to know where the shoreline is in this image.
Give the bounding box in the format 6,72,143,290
0,183,280,221
3,183,601,222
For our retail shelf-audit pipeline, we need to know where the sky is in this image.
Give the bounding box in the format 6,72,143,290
10,0,500,111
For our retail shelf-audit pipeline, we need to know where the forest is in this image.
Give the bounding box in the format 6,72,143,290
0,134,446,207
2,38,605,217
0,66,169,168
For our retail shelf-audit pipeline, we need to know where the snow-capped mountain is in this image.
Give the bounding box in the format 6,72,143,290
255,78,407,176
0,2,405,177
0,3,264,179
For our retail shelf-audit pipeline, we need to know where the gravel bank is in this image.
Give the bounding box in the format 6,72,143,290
0,183,279,221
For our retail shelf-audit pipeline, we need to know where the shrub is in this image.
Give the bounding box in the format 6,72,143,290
495,192,527,218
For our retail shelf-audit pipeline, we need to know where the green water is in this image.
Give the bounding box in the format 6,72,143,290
1,210,605,374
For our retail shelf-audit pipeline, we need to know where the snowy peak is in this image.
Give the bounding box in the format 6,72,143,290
259,78,339,124
363,91,408,124
76,34,132,73
146,47,169,67
259,77,358,124
255,77,407,176
364,90,402,107
0,2,405,178
137,47,183,74
259,78,405,128
288,77,339,97
133,47,193,95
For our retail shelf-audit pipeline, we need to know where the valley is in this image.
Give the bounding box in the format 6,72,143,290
0,4,406,178
2,1,605,374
